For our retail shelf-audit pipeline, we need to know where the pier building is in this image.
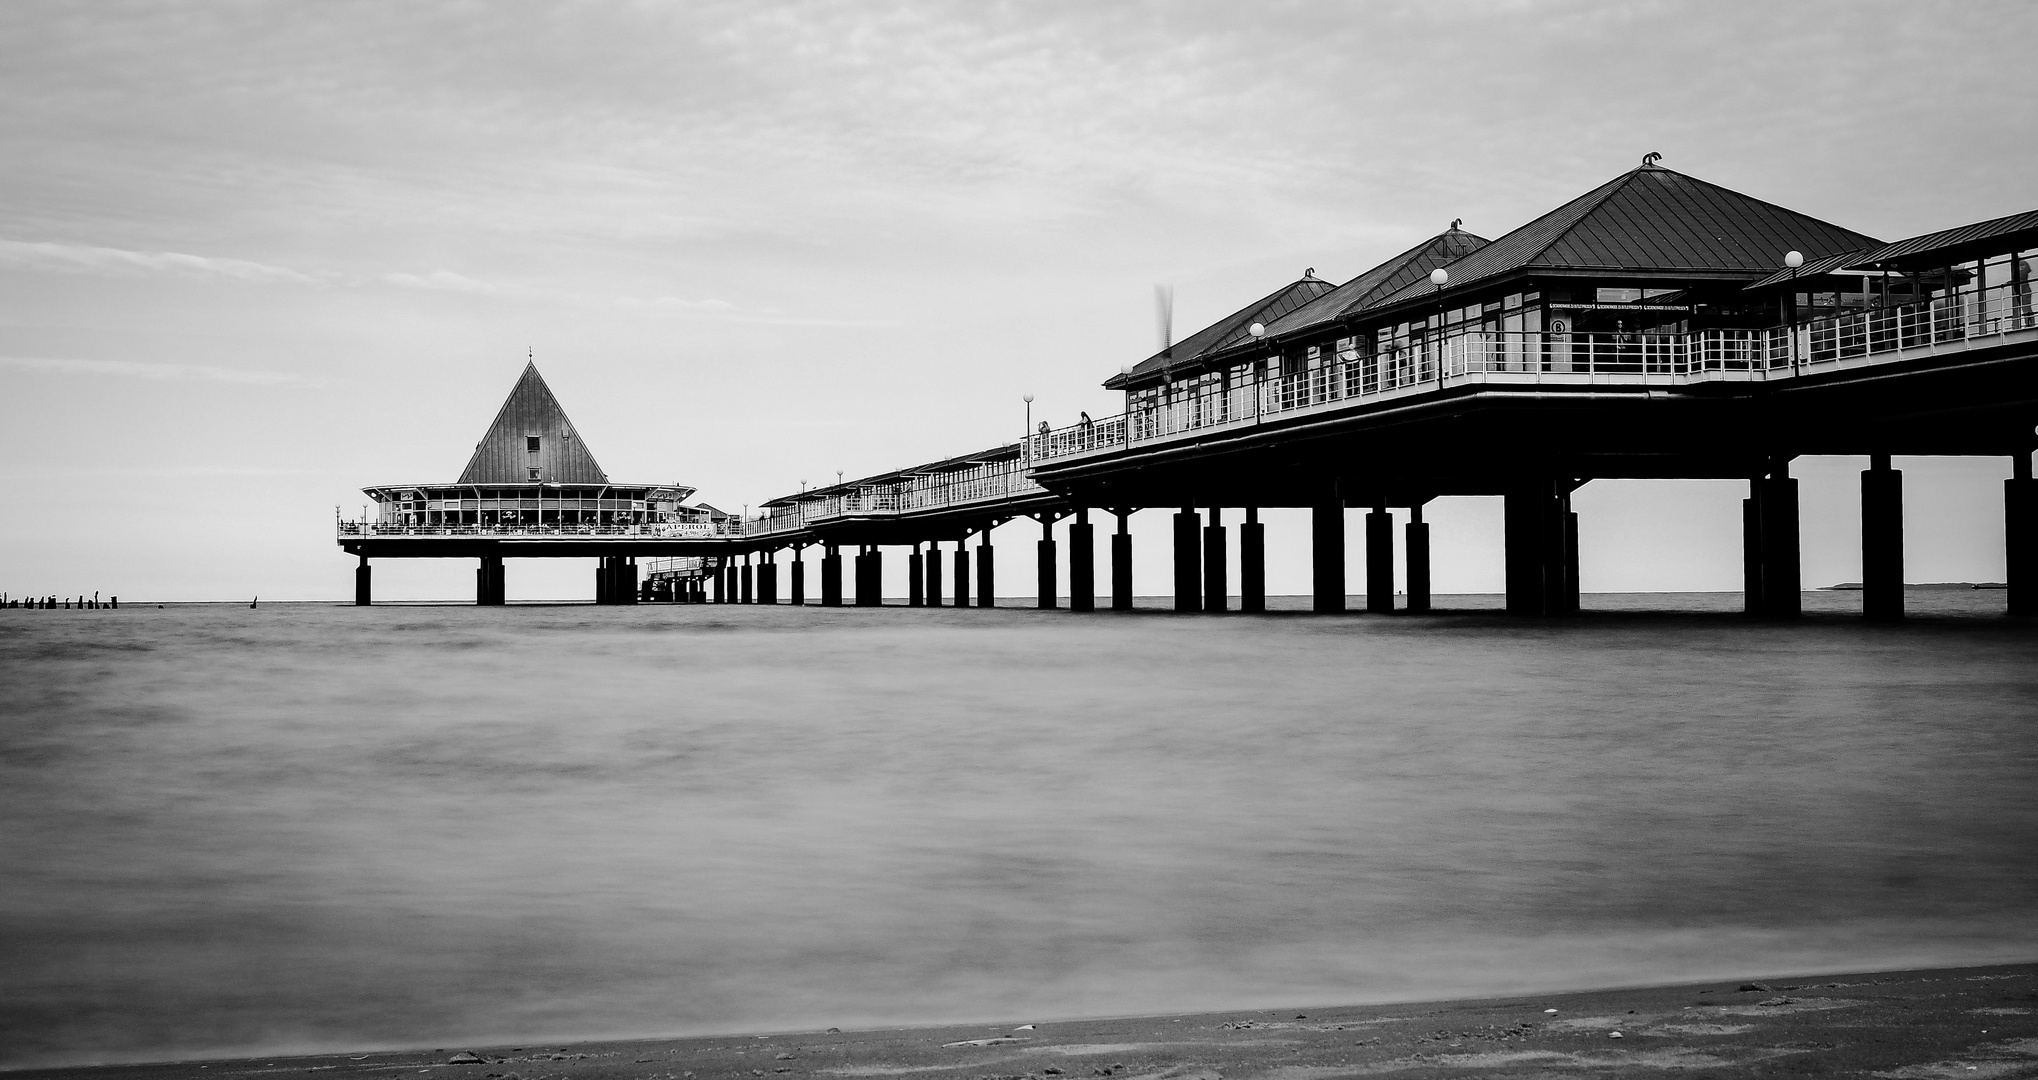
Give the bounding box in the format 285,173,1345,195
341,362,734,605
342,161,2038,617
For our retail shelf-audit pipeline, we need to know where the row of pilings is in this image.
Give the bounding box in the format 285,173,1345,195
4,593,117,609
349,457,2037,618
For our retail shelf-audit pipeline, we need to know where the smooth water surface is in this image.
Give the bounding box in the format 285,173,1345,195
3,596,2036,1068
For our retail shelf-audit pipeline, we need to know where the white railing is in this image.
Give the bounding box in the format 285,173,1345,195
759,464,1047,531
342,460,1053,543
1032,279,2038,464
336,520,742,539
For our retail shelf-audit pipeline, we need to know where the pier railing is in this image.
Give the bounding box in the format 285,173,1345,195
337,520,745,539
1032,281,2038,464
748,461,1047,536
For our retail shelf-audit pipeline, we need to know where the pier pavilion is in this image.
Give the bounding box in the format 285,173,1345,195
343,161,2037,617
342,362,735,605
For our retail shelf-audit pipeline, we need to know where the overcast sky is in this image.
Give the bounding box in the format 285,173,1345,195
4,0,2035,601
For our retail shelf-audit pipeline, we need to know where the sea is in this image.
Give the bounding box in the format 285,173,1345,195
3,592,2035,1069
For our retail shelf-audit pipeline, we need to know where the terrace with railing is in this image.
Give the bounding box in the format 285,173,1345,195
745,456,1049,536
339,455,1052,544
335,519,746,540
1028,280,2038,464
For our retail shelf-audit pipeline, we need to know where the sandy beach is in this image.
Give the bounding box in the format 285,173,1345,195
15,962,2036,1080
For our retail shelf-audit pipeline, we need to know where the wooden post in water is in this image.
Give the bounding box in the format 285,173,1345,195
355,555,372,607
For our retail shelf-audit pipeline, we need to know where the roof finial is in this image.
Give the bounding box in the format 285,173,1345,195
1303,267,1317,279
1450,218,1462,231
1642,151,1663,167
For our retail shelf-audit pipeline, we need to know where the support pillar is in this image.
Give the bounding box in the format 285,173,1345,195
1110,510,1133,611
1405,504,1430,614
976,531,996,607
791,548,806,605
925,545,943,607
478,556,505,606
1173,507,1201,612
821,546,842,606
1037,517,1057,609
1862,455,1904,622
739,556,752,604
1203,507,1228,612
908,546,924,607
855,547,883,607
1365,505,1394,613
1069,509,1094,612
1504,481,1578,616
355,556,371,606
1311,491,1345,613
1746,464,1802,618
1239,508,1264,613
759,556,778,605
624,557,638,605
712,560,726,603
595,557,611,605
953,541,971,607
2008,452,2035,616
1560,506,1579,615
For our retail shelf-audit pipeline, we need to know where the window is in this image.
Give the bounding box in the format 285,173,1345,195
527,436,541,452
528,467,541,480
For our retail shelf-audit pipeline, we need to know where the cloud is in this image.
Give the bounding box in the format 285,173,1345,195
609,293,896,327
381,269,495,293
0,356,328,387
0,238,322,284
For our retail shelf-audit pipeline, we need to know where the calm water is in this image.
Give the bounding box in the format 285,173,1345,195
3,595,2036,1068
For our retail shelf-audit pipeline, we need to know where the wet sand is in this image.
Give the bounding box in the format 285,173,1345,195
16,962,2036,1080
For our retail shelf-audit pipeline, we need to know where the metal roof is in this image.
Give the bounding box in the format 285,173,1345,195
1107,276,1337,390
762,443,1021,506
1253,229,1492,342
456,362,610,485
1364,164,1881,312
1744,208,2038,288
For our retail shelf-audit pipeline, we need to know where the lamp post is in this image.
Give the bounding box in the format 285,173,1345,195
1023,394,1034,464
1785,250,1804,374
1429,267,1450,380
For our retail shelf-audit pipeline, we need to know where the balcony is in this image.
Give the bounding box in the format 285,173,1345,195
1030,281,2038,466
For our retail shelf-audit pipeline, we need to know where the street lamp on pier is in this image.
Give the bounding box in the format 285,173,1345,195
1785,250,1804,374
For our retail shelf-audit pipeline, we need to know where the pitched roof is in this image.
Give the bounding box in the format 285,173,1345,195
762,443,1020,506
1744,208,2038,288
1254,229,1492,342
1365,164,1881,311
1108,275,1337,389
456,362,609,485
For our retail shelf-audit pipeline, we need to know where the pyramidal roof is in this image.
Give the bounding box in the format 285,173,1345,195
1256,228,1492,342
1108,275,1338,389
457,362,609,484
1367,164,1883,310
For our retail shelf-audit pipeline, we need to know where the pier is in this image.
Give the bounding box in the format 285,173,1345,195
341,163,2038,617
